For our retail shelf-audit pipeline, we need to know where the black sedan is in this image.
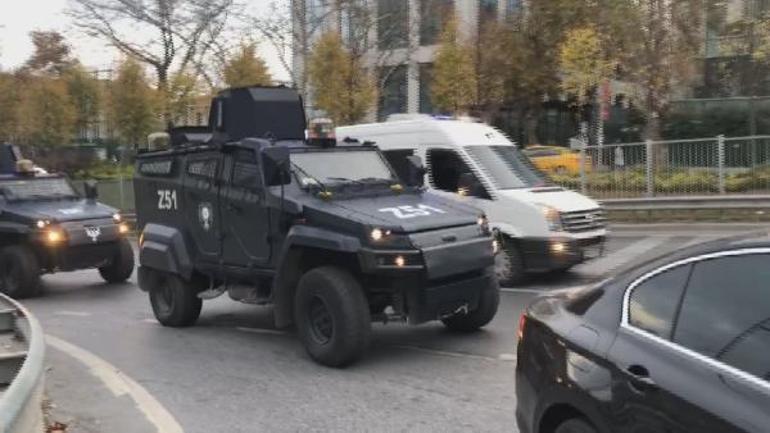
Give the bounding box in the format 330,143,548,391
516,233,770,433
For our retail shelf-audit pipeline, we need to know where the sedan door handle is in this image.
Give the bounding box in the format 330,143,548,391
626,364,657,393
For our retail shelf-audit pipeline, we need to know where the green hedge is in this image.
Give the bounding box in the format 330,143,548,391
71,162,134,180
551,166,770,195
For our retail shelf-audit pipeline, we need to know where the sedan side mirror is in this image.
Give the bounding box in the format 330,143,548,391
405,155,426,188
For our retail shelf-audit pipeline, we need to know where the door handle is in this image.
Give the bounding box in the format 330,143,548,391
626,364,657,393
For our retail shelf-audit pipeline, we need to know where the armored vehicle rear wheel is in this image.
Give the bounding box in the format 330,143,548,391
294,266,371,367
0,245,40,299
99,238,135,283
555,419,598,433
441,276,499,332
147,269,202,327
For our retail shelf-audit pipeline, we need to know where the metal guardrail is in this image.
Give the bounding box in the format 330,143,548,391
601,195,770,211
0,295,45,433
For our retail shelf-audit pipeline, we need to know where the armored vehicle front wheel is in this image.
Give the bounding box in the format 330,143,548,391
0,245,41,299
146,268,202,327
99,238,135,283
294,266,371,367
441,276,500,332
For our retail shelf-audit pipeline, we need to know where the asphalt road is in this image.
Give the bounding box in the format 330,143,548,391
22,224,768,433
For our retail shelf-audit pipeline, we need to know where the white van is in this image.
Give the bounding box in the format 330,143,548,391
337,116,607,285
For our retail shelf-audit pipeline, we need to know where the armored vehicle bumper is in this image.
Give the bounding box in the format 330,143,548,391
359,224,496,324
33,218,128,271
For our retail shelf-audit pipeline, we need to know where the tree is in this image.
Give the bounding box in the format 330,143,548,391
167,70,203,126
68,0,238,120
431,17,476,115
307,32,375,125
222,43,273,88
559,26,615,104
471,21,511,121
0,73,19,143
110,58,158,148
621,0,704,141
65,65,101,141
21,31,74,77
15,77,77,147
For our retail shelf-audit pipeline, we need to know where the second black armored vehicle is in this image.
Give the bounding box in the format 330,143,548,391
0,145,134,298
134,86,499,366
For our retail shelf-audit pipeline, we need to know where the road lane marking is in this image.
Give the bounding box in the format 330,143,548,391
235,326,287,336
46,335,184,433
497,353,517,362
577,236,671,275
390,344,504,362
53,311,92,317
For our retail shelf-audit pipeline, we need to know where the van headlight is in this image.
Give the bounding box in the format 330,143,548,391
537,204,563,232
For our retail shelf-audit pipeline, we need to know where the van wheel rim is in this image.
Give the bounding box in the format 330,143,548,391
308,296,333,345
495,251,513,282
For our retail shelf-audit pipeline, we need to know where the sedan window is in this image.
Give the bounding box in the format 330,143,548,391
628,264,691,339
673,254,770,382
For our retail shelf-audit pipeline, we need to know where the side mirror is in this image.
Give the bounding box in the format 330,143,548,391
405,155,426,188
84,180,99,201
261,146,292,187
458,172,484,197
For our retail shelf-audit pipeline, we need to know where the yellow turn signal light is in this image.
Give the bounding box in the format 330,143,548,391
47,229,64,244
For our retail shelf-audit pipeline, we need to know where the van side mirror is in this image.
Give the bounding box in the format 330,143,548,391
84,180,99,201
261,146,292,187
405,155,426,188
458,172,484,197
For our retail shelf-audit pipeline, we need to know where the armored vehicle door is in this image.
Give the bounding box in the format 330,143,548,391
182,152,222,262
220,148,270,268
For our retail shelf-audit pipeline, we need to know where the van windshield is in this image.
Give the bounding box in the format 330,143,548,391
291,150,396,186
464,145,550,189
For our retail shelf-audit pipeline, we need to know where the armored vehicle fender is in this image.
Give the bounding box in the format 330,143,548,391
272,224,363,328
138,223,194,282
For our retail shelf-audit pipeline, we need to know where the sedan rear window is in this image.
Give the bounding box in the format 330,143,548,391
628,264,692,339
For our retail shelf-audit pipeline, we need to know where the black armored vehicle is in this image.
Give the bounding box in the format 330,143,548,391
0,145,134,298
134,86,499,366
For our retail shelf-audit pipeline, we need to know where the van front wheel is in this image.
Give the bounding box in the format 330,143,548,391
495,236,525,287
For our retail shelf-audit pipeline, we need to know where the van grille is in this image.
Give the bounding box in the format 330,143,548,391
561,208,606,233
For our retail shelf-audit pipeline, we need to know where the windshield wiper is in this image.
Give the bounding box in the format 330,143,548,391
327,177,366,187
291,163,328,191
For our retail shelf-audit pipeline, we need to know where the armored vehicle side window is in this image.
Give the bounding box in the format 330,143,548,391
383,149,414,184
187,158,218,179
232,150,260,190
139,159,174,177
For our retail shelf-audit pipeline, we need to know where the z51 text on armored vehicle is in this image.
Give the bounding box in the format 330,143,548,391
0,145,134,298
134,86,499,367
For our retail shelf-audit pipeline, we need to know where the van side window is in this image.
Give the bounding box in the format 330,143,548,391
382,149,414,183
427,148,490,199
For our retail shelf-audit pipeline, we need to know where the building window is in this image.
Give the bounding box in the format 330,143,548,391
506,0,522,15
479,0,498,25
378,0,409,50
419,0,453,46
378,65,408,121
419,63,435,114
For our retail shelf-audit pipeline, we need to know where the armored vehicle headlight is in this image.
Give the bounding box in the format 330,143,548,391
118,223,130,234
46,229,64,244
113,213,122,223
370,228,391,241
36,220,47,229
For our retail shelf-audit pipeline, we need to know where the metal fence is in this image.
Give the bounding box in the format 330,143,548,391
550,135,770,199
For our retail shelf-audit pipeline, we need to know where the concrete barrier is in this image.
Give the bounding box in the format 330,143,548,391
0,295,45,433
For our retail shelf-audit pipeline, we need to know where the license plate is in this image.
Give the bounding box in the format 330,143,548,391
582,243,605,260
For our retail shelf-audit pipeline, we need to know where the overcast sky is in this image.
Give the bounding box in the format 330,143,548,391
0,0,291,81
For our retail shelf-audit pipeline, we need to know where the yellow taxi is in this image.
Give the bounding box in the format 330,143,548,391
522,145,587,176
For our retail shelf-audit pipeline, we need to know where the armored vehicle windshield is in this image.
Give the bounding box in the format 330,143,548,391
0,176,78,201
291,149,396,187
